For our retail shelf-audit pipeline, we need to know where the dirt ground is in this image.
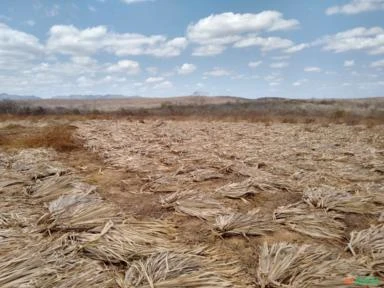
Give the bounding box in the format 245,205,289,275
1,118,383,287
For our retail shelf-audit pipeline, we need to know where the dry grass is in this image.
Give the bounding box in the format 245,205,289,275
0,124,82,152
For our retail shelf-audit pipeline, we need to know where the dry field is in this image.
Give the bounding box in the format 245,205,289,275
0,118,384,287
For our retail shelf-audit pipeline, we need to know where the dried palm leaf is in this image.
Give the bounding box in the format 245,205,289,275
214,212,278,236
303,186,382,214
274,203,346,240
215,179,259,199
348,225,384,256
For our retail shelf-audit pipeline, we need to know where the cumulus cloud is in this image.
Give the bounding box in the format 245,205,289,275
46,24,187,57
326,0,384,15
177,63,196,75
106,60,140,74
304,66,322,72
371,59,384,68
187,11,301,56
234,36,293,51
344,60,355,67
204,68,231,77
320,27,384,55
192,45,225,56
0,22,44,69
187,11,299,43
248,61,262,68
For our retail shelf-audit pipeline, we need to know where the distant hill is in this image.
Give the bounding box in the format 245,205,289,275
52,94,143,100
0,93,40,100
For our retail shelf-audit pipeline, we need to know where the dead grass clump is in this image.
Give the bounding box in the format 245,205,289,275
303,186,382,214
214,211,278,236
274,203,346,240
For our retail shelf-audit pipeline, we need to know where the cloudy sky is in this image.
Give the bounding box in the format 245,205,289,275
0,0,383,98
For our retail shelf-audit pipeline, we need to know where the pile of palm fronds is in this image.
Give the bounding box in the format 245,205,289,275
27,175,96,203
215,179,260,199
348,225,384,256
256,242,371,288
78,220,179,263
161,190,229,220
274,203,346,240
213,211,278,236
38,199,120,232
10,148,68,179
191,168,224,182
303,186,383,214
118,251,235,288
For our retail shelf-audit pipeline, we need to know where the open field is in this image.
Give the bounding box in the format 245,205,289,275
0,111,384,287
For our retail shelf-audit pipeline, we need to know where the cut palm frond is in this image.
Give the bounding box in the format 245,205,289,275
274,203,346,240
79,221,178,263
348,225,384,256
303,186,382,214
213,212,278,236
215,179,260,199
161,191,229,220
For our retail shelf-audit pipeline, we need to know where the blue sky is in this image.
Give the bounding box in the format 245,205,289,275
0,0,383,98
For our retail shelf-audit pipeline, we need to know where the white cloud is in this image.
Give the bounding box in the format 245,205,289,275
46,24,187,57
270,62,289,69
248,61,262,68
284,43,310,53
153,80,173,89
371,59,384,68
304,66,322,72
177,63,197,75
192,45,225,56
47,25,107,56
320,27,384,55
0,22,43,69
187,11,300,56
187,11,299,44
344,60,355,67
234,36,293,51
145,77,164,83
106,60,140,74
326,0,384,15
121,0,154,4
204,68,231,77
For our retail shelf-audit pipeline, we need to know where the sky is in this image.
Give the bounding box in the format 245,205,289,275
0,0,383,99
